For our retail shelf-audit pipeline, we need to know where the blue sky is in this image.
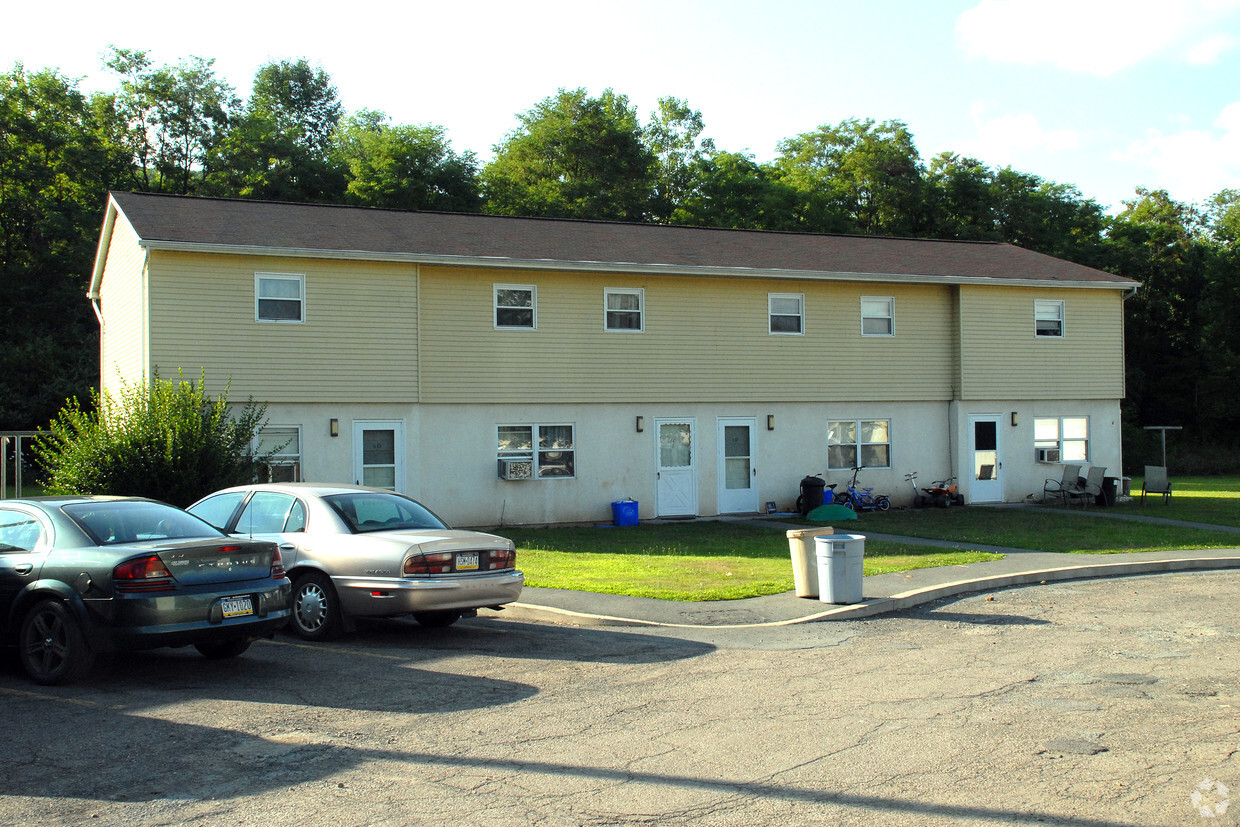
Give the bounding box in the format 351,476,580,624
5,0,1238,213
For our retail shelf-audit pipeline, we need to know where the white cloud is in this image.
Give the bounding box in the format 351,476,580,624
957,0,1240,75
957,105,1081,166
1114,102,1240,202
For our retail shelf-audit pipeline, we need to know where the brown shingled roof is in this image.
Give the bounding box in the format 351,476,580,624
107,191,1135,287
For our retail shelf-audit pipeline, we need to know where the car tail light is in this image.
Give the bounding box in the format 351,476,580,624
271,549,286,580
488,549,516,570
113,555,175,592
403,552,453,576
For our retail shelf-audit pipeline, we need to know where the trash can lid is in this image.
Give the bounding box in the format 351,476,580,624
786,528,835,539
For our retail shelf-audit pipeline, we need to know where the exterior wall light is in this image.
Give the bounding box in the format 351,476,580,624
330,418,339,437
767,414,775,431
636,416,644,433
1010,412,1019,427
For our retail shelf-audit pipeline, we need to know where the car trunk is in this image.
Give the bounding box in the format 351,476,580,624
140,538,277,586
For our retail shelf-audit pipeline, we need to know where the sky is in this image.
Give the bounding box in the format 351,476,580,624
4,0,1239,213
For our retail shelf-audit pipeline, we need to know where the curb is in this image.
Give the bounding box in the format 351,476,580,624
490,556,1240,630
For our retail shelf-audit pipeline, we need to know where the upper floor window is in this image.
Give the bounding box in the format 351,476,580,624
605,288,644,331
861,297,894,336
769,293,804,335
828,419,891,469
495,284,536,329
1035,300,1064,337
256,273,304,323
1034,416,1089,462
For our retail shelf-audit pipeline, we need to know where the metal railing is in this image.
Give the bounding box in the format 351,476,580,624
1,431,39,499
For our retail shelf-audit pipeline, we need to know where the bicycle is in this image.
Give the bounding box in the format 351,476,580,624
836,466,890,512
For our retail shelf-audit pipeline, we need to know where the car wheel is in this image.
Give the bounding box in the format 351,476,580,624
19,599,95,685
194,638,252,659
413,610,462,628
291,572,342,641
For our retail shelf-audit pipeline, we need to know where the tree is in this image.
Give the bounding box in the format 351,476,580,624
101,48,237,195
35,373,273,507
482,88,654,221
772,118,927,236
671,151,800,231
0,66,122,430
332,110,480,211
204,59,346,202
645,97,715,223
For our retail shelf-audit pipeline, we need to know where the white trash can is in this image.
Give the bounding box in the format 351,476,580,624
786,528,835,598
815,533,865,604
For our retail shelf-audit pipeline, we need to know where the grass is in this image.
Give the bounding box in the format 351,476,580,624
495,474,1240,601
496,521,999,601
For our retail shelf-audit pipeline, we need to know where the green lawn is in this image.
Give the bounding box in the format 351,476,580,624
495,474,1240,601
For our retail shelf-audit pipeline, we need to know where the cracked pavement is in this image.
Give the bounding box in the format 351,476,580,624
1,570,1237,826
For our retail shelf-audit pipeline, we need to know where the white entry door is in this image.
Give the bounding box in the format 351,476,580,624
655,418,697,517
717,417,758,514
353,420,405,491
968,414,1002,503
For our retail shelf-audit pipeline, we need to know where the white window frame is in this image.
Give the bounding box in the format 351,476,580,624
1034,416,1089,463
604,288,644,332
494,284,537,329
498,423,576,479
255,273,305,323
254,425,302,483
1035,299,1065,338
769,293,804,335
827,419,892,470
861,296,895,336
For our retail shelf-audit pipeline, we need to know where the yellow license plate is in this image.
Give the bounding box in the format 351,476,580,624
456,553,479,571
221,596,254,618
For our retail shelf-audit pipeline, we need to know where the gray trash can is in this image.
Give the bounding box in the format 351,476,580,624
815,533,865,604
786,528,834,598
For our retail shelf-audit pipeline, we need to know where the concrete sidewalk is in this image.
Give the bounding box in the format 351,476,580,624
485,514,1240,629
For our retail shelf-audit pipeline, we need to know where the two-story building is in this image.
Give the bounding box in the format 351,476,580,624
90,191,1137,527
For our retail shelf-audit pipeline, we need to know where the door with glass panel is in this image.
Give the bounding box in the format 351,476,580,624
352,421,405,491
968,414,1002,502
717,418,758,514
655,419,697,517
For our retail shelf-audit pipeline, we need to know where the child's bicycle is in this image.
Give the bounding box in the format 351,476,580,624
904,472,961,508
837,466,891,512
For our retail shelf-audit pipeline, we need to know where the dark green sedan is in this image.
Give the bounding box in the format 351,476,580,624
0,496,292,685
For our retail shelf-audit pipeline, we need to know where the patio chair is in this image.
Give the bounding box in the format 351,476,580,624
1141,465,1173,504
1067,466,1106,508
1043,464,1082,506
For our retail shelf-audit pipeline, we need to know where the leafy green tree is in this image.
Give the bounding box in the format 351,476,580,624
0,65,123,430
332,110,480,211
671,151,800,231
35,373,273,507
482,88,654,221
101,48,237,194
204,59,346,201
645,97,715,223
772,118,927,235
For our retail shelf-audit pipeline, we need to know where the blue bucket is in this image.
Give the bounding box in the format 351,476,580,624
612,500,639,527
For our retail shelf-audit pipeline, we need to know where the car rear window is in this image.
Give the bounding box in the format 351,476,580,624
62,501,225,546
322,493,448,533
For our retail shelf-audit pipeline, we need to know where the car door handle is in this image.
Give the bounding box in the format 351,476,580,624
14,564,33,575
279,543,297,551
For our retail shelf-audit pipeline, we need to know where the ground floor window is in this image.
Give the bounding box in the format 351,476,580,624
498,424,576,478
1034,416,1089,462
255,426,301,482
828,419,890,469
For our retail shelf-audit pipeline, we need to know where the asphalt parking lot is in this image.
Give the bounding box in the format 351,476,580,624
2,570,1237,826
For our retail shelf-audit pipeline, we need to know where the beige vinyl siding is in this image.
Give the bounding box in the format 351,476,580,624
958,286,1125,400
98,216,149,399
145,251,419,402
420,267,956,403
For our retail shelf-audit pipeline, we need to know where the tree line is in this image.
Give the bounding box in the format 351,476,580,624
3,50,1238,470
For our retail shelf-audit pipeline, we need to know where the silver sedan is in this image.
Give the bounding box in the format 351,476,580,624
188,484,523,640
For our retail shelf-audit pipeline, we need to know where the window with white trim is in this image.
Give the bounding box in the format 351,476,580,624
1035,300,1065,337
1034,416,1089,462
861,296,894,336
254,426,302,482
256,273,305,322
495,284,536,329
498,424,576,478
605,288,643,331
769,293,804,334
828,419,891,469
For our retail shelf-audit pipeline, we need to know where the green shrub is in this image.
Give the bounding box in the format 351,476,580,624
35,372,273,507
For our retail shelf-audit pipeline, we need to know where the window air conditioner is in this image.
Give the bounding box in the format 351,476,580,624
1035,448,1061,463
498,459,534,480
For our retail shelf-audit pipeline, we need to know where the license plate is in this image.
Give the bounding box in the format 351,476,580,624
456,552,479,571
221,595,254,618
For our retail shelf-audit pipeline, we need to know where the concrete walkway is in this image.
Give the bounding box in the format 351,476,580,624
489,509,1240,629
